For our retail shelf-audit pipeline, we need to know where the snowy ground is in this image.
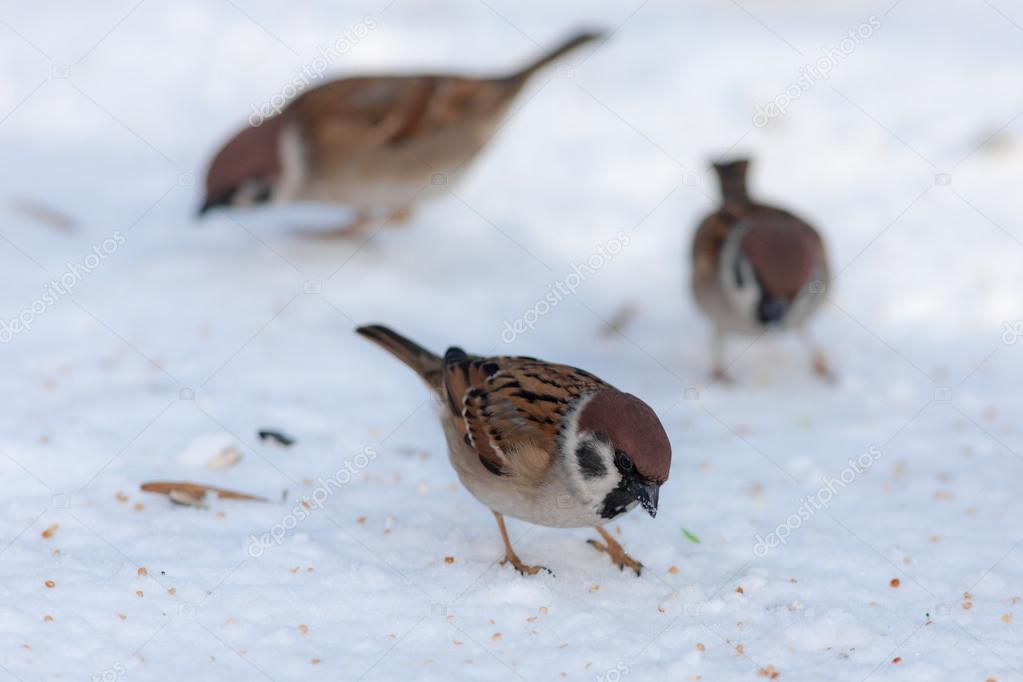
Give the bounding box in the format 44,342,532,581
2,0,1022,680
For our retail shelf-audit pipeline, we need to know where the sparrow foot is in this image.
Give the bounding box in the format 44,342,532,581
710,366,735,385
303,215,375,240
492,511,552,577
812,354,837,383
500,553,552,577
588,527,643,576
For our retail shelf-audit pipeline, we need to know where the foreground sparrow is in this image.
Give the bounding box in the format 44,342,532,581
357,325,671,576
691,158,832,381
200,31,602,236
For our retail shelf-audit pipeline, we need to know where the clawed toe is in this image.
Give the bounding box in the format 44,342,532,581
500,556,552,577
588,538,643,576
710,367,735,385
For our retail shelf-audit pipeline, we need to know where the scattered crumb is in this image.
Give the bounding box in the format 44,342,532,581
758,665,780,678
696,643,705,652
444,556,455,564
310,659,320,665
491,633,501,641
539,607,549,615
668,566,680,574
963,602,973,610
453,640,463,646
298,624,309,635
133,502,144,512
116,492,129,503
736,586,744,594
735,644,744,655
118,613,127,621
890,578,900,588
41,523,59,539
43,615,53,623
44,580,55,589
892,657,902,664
168,587,177,595
1001,614,1012,624
136,591,144,598
138,567,148,577
356,516,366,524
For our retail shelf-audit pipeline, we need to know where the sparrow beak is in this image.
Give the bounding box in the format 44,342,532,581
197,199,215,218
757,298,787,325
630,480,659,518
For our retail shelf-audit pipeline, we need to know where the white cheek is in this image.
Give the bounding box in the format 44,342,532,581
275,123,306,203
719,230,761,318
233,180,264,207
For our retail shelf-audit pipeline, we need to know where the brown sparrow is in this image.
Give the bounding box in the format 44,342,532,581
356,325,671,576
199,31,603,236
691,158,832,381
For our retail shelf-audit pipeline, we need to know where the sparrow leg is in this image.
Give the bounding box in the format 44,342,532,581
588,526,643,576
389,205,413,226
307,213,375,240
493,511,550,577
800,330,836,382
709,329,734,384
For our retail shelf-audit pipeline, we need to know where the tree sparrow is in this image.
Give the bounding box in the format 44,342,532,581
356,325,671,576
199,31,603,236
691,158,832,381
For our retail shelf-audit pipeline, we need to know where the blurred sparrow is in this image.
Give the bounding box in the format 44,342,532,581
691,158,832,381
200,31,603,236
356,325,671,576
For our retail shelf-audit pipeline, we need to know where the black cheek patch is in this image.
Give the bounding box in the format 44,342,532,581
575,441,607,480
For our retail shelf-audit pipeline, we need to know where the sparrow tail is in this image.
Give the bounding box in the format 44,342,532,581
507,30,605,81
356,324,443,387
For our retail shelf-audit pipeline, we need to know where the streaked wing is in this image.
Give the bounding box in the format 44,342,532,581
443,355,609,478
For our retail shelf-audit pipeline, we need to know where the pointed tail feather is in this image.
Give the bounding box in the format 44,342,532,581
356,325,443,387
507,30,605,81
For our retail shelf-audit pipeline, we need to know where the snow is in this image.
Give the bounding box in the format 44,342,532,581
1,0,1022,679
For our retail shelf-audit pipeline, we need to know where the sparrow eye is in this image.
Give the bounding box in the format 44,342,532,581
616,450,633,470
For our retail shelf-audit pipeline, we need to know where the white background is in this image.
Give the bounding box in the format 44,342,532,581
1,0,1022,679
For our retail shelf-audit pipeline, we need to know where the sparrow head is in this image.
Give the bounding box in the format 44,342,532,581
198,116,287,216
719,213,822,326
568,390,671,520
712,158,751,204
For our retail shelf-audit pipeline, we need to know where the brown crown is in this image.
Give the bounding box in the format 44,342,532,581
203,114,287,203
577,390,671,483
740,215,820,299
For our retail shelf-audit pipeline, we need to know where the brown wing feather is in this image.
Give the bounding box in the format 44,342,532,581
443,356,609,478
287,75,519,154
692,210,736,289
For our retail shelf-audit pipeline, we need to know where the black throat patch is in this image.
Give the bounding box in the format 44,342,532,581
599,479,637,520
